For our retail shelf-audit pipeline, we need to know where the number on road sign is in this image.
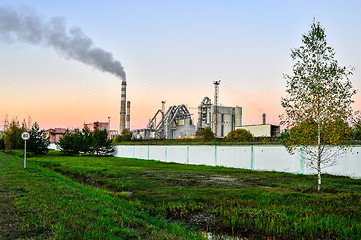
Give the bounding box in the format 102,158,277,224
21,132,30,141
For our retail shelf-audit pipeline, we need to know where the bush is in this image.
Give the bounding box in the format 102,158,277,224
57,128,114,156
27,122,50,155
226,129,253,142
4,120,26,151
57,130,80,156
353,120,361,140
113,129,132,143
0,134,5,150
196,127,215,141
92,129,114,156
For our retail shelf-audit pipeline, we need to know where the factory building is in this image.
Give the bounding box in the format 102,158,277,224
197,96,242,138
85,120,118,140
236,114,280,137
85,121,109,131
236,124,280,137
44,128,67,143
132,128,156,140
144,104,196,139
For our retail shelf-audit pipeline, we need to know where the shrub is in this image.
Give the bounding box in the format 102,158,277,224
57,128,114,156
4,120,26,151
27,122,50,155
226,129,253,142
196,127,215,141
57,130,80,156
353,120,361,140
0,134,5,150
92,129,114,156
113,129,132,143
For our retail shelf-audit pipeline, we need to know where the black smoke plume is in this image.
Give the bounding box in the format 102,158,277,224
0,5,126,80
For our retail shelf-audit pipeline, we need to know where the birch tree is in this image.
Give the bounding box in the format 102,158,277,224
280,20,357,192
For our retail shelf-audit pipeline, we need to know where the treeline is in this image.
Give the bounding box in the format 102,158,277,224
0,120,49,154
0,119,114,156
57,127,114,156
114,122,361,145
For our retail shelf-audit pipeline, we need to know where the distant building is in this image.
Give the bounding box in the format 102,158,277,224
197,96,242,138
132,129,156,139
45,128,67,143
84,121,117,140
84,121,109,131
145,104,196,139
46,121,118,143
236,124,280,137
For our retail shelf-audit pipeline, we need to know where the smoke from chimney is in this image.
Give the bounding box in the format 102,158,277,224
0,5,126,81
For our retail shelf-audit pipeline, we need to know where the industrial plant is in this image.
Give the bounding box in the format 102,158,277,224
133,104,196,139
197,96,242,138
130,80,280,139
40,78,279,142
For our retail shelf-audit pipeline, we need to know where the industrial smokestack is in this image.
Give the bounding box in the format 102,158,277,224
120,81,127,133
126,101,130,131
0,5,126,81
262,113,266,125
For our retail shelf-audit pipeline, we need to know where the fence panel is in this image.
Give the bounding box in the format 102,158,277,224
189,146,215,166
113,145,361,178
217,146,251,169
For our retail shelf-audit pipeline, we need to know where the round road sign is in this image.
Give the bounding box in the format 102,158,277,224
21,132,30,141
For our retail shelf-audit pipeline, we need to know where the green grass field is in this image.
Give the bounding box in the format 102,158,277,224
1,150,361,239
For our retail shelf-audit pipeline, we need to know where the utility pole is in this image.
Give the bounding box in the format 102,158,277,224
2,114,9,132
161,101,166,139
213,80,221,137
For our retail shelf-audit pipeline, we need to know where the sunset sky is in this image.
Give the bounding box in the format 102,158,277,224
1,0,361,131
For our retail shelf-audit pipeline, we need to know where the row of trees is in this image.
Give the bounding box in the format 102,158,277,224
196,127,254,142
57,127,114,156
0,120,49,155
188,123,361,144
0,120,115,156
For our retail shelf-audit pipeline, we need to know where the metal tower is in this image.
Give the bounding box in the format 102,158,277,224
161,101,166,138
213,80,221,137
2,114,9,132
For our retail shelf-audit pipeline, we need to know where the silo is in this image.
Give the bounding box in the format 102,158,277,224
235,107,242,127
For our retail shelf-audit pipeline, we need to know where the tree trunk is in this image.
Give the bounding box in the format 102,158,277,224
317,121,322,192
317,158,321,192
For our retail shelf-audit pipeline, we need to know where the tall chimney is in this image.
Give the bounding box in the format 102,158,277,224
126,101,130,131
262,113,266,125
120,80,127,133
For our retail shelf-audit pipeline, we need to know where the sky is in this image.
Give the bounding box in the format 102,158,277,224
1,0,361,131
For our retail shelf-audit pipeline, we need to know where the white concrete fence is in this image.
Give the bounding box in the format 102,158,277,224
113,145,361,178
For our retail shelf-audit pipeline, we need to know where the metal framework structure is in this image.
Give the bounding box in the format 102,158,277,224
213,80,221,136
147,104,193,139
2,114,9,132
197,97,212,129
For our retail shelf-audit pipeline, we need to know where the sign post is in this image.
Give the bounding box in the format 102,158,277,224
21,132,30,168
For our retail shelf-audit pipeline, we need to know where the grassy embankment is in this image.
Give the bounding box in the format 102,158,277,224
0,151,204,240
2,150,361,239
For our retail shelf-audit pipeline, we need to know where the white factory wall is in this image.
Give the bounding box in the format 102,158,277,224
49,143,60,150
114,145,361,178
236,125,273,137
